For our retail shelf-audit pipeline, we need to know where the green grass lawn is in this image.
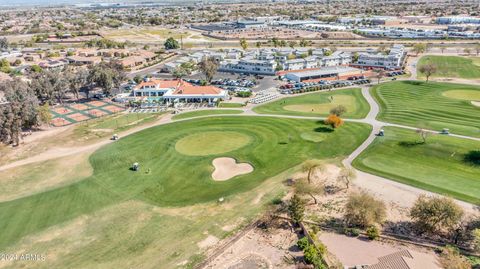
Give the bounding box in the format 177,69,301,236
372,81,480,137
253,88,370,119
172,109,243,120
418,55,480,79
353,126,480,205
218,102,245,108
0,116,370,256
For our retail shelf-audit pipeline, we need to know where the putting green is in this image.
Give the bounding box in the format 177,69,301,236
284,95,355,113
442,90,480,101
175,131,251,156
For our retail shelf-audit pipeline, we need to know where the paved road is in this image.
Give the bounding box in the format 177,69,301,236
342,87,382,169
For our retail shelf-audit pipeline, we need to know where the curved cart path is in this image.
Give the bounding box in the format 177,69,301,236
0,86,479,212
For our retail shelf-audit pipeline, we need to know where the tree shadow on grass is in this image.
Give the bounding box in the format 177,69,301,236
463,150,480,166
314,126,334,133
404,80,424,86
398,141,425,147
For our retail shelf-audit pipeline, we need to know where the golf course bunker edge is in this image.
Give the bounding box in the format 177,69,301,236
212,157,254,181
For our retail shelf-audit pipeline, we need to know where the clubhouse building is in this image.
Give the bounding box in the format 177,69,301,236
131,79,229,104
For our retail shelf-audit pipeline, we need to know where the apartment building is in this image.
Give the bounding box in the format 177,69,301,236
354,45,406,69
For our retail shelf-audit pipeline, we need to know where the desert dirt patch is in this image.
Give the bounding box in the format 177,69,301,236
212,157,254,181
204,218,301,269
175,131,251,156
283,95,355,113
442,89,480,101
227,253,271,269
198,235,220,249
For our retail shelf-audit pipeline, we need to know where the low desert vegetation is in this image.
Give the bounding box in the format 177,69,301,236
343,192,386,228
439,245,472,269
410,195,464,235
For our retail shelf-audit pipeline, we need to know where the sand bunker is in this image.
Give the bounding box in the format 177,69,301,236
472,101,480,107
212,157,253,181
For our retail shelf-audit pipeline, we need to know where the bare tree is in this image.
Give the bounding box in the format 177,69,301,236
418,63,437,82
295,178,324,204
338,168,355,190
302,160,324,184
373,69,386,84
198,56,219,83
416,128,434,144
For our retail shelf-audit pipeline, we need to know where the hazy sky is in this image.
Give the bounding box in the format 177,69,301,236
0,0,121,6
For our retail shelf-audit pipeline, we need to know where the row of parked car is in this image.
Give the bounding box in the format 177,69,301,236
387,70,406,77
280,78,370,91
210,78,257,88
279,79,371,94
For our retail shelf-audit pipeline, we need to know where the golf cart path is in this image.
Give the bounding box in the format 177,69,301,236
342,87,478,212
1,87,479,212
0,113,175,172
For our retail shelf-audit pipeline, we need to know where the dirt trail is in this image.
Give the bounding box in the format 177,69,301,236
0,114,173,172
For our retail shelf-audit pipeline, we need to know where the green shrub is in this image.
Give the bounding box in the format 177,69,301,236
304,245,319,264
316,241,327,255
344,227,360,237
297,237,309,250
366,226,380,240
271,197,283,205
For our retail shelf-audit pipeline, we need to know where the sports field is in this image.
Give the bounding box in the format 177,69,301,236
172,109,243,120
417,55,480,79
372,81,480,137
0,116,370,267
353,126,480,205
253,88,370,119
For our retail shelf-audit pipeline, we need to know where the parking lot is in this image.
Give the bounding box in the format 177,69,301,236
278,78,371,94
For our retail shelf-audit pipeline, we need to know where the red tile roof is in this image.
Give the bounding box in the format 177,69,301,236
135,79,223,95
